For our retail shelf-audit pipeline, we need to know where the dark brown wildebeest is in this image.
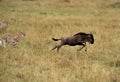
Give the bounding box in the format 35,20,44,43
51,32,94,51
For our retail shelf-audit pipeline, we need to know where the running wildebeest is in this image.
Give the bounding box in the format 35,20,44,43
51,32,94,51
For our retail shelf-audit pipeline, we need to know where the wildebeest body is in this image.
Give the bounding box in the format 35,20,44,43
61,36,83,46
52,32,94,51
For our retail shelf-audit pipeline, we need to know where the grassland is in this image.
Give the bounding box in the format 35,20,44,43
0,0,120,82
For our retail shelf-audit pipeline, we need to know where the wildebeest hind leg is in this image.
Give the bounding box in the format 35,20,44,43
57,45,62,51
51,46,57,51
51,44,62,51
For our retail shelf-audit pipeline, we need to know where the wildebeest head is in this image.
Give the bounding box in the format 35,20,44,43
88,34,94,44
74,32,94,44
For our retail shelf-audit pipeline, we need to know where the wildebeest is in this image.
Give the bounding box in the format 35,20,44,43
51,32,94,51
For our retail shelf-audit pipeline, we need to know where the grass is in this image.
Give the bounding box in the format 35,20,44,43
0,0,120,82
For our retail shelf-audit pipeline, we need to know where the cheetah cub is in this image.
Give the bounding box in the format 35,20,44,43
8,32,26,46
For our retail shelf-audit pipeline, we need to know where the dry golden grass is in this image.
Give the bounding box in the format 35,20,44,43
0,0,120,82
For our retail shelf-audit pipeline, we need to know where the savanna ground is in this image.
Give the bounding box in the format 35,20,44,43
0,0,120,82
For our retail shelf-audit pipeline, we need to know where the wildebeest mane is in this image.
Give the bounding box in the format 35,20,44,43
74,32,87,36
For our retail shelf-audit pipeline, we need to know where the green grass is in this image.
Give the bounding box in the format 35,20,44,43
0,0,120,82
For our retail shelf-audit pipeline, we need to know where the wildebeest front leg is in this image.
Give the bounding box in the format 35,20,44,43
77,43,87,51
84,43,87,51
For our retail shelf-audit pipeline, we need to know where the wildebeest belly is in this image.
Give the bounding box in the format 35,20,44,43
67,42,83,46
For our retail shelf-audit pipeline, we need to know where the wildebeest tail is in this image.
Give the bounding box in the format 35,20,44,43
52,38,61,41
